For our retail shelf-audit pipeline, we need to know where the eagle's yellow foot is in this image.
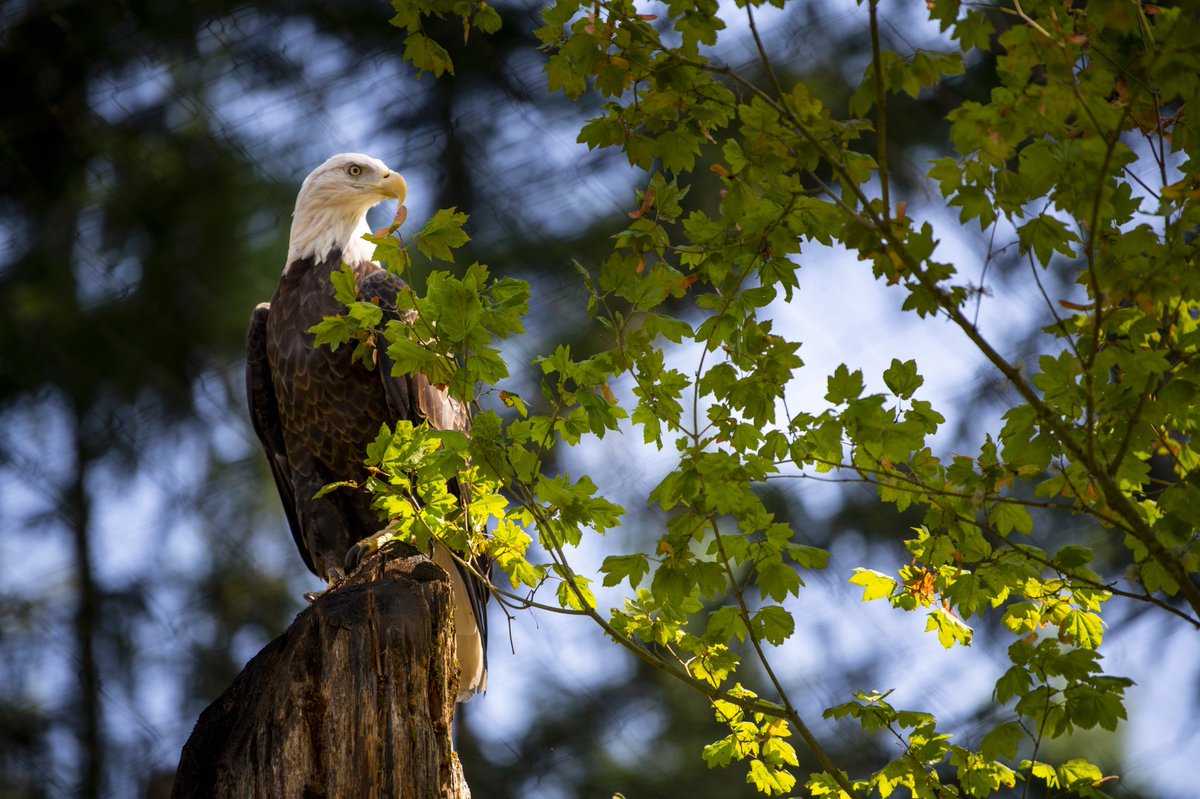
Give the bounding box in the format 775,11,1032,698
302,567,346,602
344,532,395,575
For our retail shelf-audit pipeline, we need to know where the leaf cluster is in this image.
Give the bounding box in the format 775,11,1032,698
375,0,1200,797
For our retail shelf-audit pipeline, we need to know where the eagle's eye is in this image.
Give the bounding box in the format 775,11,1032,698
346,164,363,177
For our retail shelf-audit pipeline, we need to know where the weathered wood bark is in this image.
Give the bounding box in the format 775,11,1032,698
172,544,469,799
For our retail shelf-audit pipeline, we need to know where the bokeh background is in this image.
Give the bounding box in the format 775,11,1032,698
1,1,1196,797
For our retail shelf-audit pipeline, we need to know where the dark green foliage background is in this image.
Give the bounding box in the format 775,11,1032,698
0,1,1193,797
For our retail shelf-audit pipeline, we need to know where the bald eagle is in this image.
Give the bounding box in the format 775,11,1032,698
245,153,488,701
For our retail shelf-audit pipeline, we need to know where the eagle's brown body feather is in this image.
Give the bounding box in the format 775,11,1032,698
249,253,390,578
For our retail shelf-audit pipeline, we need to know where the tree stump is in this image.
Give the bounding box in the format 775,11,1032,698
172,543,469,798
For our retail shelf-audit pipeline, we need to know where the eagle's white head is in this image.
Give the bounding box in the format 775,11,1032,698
286,153,407,269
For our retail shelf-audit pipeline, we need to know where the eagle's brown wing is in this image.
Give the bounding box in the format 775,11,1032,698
245,302,315,575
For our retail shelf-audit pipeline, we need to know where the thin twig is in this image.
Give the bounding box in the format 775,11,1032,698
869,0,890,217
746,6,785,101
1012,0,1059,43
1026,248,1082,362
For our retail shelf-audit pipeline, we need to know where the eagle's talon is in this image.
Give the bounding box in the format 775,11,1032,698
344,540,371,574
302,567,345,602
343,542,364,573
344,534,389,574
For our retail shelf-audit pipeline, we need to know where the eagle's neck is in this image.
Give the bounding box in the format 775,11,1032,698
285,203,374,271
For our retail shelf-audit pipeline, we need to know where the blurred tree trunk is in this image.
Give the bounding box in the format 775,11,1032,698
171,544,470,798
67,423,102,799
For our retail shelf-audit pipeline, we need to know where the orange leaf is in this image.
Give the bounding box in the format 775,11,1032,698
629,187,656,219
905,568,937,603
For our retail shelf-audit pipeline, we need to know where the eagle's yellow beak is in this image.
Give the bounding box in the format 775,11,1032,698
377,170,407,203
